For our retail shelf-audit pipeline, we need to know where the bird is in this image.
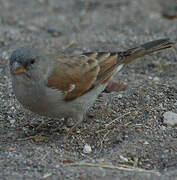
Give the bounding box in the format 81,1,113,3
9,38,175,134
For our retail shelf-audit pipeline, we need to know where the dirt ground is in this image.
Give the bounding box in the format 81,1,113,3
0,0,177,179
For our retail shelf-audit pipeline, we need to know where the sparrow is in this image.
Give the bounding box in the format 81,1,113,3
9,39,175,133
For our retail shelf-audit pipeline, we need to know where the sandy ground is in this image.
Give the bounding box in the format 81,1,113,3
0,0,177,179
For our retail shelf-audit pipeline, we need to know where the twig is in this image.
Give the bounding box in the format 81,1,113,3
66,162,161,175
63,41,78,50
96,111,131,133
105,111,131,127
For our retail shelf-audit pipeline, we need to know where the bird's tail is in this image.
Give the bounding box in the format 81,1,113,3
120,38,176,65
82,38,176,87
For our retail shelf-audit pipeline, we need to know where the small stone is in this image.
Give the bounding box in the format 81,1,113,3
144,141,149,145
163,111,177,126
27,25,39,32
2,51,9,60
160,125,166,131
153,77,160,81
83,144,92,154
38,0,45,3
119,155,128,162
117,94,123,99
146,122,151,127
164,149,169,153
10,119,16,124
43,173,52,179
44,27,62,37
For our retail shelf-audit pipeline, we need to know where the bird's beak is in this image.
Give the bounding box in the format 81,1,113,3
11,62,25,74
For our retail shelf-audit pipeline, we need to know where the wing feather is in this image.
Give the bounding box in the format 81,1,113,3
47,54,100,100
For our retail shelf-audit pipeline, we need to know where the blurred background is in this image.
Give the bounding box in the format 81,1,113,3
0,0,176,53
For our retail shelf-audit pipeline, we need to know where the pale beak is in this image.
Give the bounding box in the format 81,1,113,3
11,61,25,74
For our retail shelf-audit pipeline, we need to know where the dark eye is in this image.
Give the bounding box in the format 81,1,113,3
30,59,35,64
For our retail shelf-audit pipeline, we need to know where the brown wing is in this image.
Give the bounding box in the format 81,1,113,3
47,52,125,100
83,52,125,85
47,54,100,100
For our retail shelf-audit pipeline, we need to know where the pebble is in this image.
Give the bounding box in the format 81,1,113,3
27,25,39,32
2,51,9,60
119,155,128,162
143,141,149,145
10,119,16,124
153,77,160,81
117,94,123,99
160,125,166,131
163,111,177,126
83,144,92,154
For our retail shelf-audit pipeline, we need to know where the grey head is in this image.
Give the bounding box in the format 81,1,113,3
9,46,52,83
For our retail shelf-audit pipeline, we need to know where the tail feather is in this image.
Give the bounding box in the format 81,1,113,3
83,38,176,87
119,38,176,65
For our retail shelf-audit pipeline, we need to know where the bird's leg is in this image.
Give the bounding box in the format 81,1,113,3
66,114,84,137
64,117,75,127
35,119,47,131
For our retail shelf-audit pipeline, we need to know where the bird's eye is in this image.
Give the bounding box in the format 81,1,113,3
30,59,35,64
